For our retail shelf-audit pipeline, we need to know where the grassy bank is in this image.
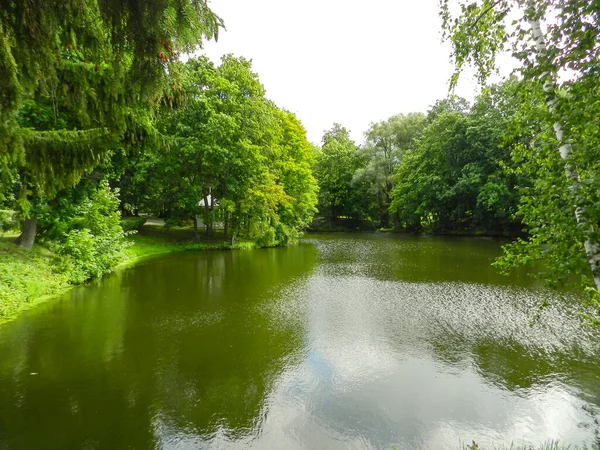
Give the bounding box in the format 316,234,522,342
123,226,256,261
0,238,71,322
0,226,256,325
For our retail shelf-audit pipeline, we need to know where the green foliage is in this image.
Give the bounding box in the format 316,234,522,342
356,113,427,228
120,217,146,233
493,82,591,288
53,181,128,283
122,55,317,247
0,238,70,322
1,0,222,246
313,124,369,224
0,210,17,234
441,0,600,302
390,86,523,234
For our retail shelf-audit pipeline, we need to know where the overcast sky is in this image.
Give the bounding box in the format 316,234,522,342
201,0,481,145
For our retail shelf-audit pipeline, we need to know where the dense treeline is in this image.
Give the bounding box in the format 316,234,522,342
1,0,223,249
117,55,317,246
1,53,318,281
0,1,317,286
1,0,600,313
313,81,527,236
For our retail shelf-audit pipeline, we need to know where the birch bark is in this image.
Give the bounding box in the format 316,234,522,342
527,0,600,290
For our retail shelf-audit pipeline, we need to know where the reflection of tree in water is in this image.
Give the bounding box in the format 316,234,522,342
309,233,539,286
0,244,317,449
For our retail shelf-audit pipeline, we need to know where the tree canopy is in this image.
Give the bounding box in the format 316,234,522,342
391,85,525,233
1,0,222,248
119,55,318,246
313,124,367,225
441,0,600,296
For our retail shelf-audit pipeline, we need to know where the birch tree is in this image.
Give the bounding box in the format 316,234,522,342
441,0,600,298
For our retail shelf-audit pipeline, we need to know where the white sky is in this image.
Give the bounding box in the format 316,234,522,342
201,0,481,145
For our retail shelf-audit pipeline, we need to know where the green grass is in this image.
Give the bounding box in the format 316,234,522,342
122,226,256,265
0,237,71,323
0,226,256,325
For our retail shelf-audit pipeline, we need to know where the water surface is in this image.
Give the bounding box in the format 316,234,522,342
0,233,599,449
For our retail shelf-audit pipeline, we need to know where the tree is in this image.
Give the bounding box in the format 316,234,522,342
426,96,471,122
390,86,524,233
441,0,600,296
125,55,317,246
313,124,368,225
267,109,318,244
1,0,222,248
355,113,426,228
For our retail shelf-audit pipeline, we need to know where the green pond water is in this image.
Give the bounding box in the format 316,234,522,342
1,233,599,449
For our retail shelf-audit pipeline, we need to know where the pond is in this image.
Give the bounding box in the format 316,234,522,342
0,234,599,449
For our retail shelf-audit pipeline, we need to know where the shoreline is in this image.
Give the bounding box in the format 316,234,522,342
0,227,257,327
0,228,524,326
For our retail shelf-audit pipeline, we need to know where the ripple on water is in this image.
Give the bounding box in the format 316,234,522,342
247,262,600,449
1,236,599,450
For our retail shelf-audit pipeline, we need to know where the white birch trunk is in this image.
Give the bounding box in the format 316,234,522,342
527,0,600,290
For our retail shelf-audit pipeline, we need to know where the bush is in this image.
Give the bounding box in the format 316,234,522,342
56,181,129,283
120,217,146,233
256,226,277,248
0,210,17,234
164,216,185,229
58,229,97,283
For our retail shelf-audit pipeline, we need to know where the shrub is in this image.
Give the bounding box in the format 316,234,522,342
56,181,129,283
256,226,277,248
0,210,17,234
120,217,146,233
164,216,185,229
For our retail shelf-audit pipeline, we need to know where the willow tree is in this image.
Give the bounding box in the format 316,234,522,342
355,113,426,228
0,0,222,248
441,0,600,296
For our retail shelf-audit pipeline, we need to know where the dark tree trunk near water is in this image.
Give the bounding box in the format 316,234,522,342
193,216,199,238
17,216,37,250
393,211,400,231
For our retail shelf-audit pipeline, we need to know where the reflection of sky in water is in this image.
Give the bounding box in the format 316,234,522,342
245,274,597,449
153,266,600,449
2,236,600,450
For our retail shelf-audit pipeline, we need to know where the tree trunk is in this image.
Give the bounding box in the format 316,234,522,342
330,205,336,228
193,216,199,238
230,232,236,247
224,213,229,238
528,4,600,291
380,212,389,229
17,216,37,250
203,194,212,237
393,211,400,231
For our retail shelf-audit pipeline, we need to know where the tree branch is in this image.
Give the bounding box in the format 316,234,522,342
470,0,504,29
